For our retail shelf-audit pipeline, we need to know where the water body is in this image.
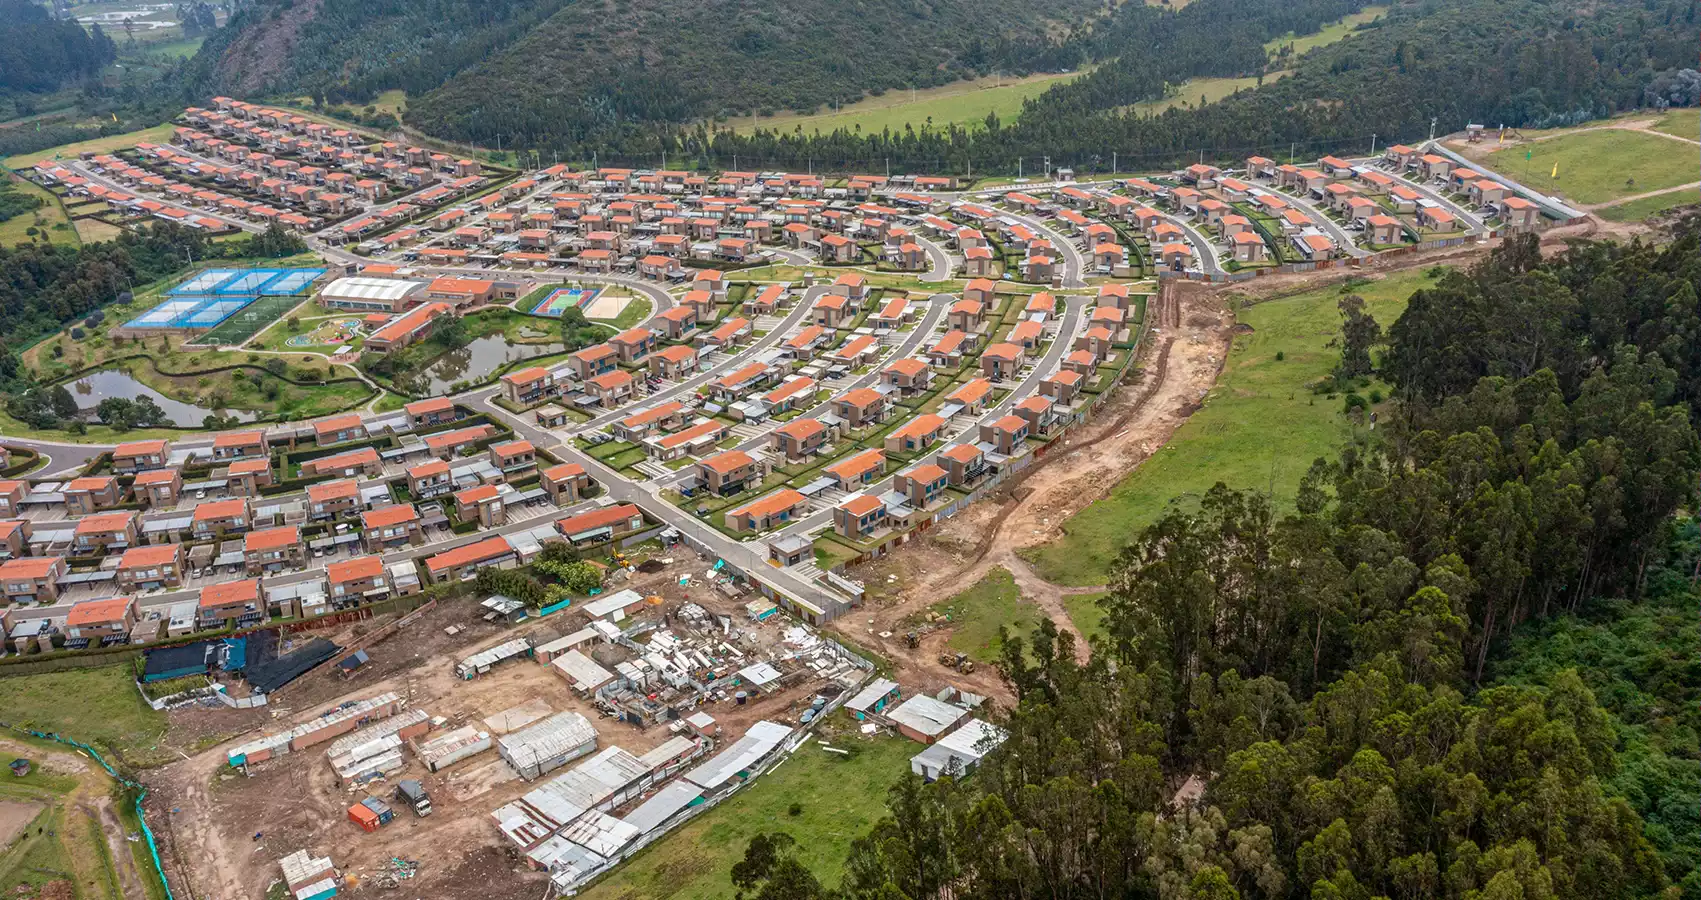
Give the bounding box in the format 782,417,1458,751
71,369,259,427
402,335,566,395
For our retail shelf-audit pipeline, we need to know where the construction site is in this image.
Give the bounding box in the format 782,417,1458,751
144,551,880,900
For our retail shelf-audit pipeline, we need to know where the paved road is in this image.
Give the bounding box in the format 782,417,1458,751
1173,220,1224,276
774,292,1089,539
1344,157,1487,236
915,236,954,283
651,290,956,490
1001,211,1087,287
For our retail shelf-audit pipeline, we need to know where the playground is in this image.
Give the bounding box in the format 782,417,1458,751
285,317,365,348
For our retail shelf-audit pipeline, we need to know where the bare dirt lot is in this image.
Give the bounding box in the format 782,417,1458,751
146,552,861,900
0,800,43,852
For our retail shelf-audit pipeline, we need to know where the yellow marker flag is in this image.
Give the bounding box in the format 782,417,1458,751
111,113,118,122
1551,162,1559,178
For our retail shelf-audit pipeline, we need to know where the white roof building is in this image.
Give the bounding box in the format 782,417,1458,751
910,718,1007,781
317,276,425,305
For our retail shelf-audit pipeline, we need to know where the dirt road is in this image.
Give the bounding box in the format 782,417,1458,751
832,282,1234,686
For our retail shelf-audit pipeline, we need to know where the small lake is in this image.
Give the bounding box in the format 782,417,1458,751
71,369,260,428
399,335,567,395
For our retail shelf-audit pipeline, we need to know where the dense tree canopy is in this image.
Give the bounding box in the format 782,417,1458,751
738,225,1701,900
0,1,116,94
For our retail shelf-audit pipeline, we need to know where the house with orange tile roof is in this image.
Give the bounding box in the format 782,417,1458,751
1418,206,1457,232
831,334,881,368
649,344,700,380
361,503,422,552
1042,369,1085,406
826,449,885,491
133,468,183,508
834,493,887,540
556,504,645,544
365,302,451,353
63,476,119,516
609,326,658,363
0,556,64,603
405,396,460,428
827,272,870,304
962,245,996,277
117,543,184,592
567,343,618,379
488,439,536,475
644,418,726,461
612,402,688,442
586,370,636,409
895,463,950,510
939,443,989,487
1289,233,1336,262
882,358,933,397
709,362,773,403
65,596,135,644
947,298,984,333
819,232,857,262
981,342,1025,380
885,414,947,455
538,463,589,506
695,450,765,497
73,512,136,554
212,430,269,460
307,479,361,521
328,555,391,607
726,489,809,534
770,418,833,462
303,446,383,478
406,459,454,500
313,413,368,445
0,520,29,560
191,497,251,540
245,525,303,574
112,439,172,473
1497,196,1540,232
423,425,495,460
870,296,913,330
199,578,262,627
454,484,506,528
1365,215,1404,246
1016,395,1061,436
980,414,1030,455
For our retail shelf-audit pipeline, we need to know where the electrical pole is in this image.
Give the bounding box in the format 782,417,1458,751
1111,151,1116,175
1289,142,1295,164
1428,117,1437,142
1370,133,1377,156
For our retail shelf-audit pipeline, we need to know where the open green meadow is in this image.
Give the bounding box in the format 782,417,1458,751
733,71,1082,136
1598,187,1701,223
4,123,176,169
926,567,1040,663
1485,128,1697,206
1651,108,1699,141
1265,5,1388,56
1022,267,1436,586
0,666,168,766
576,718,914,900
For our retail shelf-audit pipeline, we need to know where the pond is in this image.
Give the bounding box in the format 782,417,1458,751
71,369,259,428
397,335,567,395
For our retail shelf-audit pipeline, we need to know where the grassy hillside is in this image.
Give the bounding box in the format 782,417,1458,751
731,71,1083,136
1483,128,1698,206
1023,268,1434,586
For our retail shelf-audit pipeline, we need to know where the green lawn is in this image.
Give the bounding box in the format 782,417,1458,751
0,176,78,248
1126,71,1291,115
1062,591,1110,646
928,567,1040,663
1598,187,1701,222
1022,267,1436,586
577,718,913,900
1651,108,1699,141
4,123,176,169
1265,5,1387,56
1485,128,1697,205
732,70,1082,136
0,666,169,767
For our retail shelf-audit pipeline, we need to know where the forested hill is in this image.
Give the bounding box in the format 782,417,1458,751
728,225,1701,900
190,0,1113,122
0,0,117,94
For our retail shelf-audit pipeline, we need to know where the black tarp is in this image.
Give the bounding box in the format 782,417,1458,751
141,642,215,682
245,638,340,694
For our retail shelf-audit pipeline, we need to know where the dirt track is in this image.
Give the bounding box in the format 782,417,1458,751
840,215,1663,690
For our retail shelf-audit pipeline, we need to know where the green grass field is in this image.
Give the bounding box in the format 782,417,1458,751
1062,591,1110,646
733,71,1082,136
1022,267,1436,586
1485,129,1697,206
1651,108,1699,141
0,176,78,247
1128,71,1291,115
3,122,176,169
1598,186,1701,222
0,667,167,767
926,567,1040,663
577,719,913,900
1265,5,1387,56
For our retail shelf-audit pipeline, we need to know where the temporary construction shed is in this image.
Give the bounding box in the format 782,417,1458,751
497,711,597,780
910,718,1007,781
887,694,969,744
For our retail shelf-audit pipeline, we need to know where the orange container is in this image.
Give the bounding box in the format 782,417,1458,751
348,802,380,832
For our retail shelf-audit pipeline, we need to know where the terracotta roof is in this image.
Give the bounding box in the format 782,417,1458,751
361,504,418,528
66,476,114,492
699,450,754,476
200,578,259,608
425,536,513,572
133,469,179,486
941,444,982,463
67,596,132,627
839,494,884,516
119,544,180,568
732,489,808,520
556,504,642,537
113,439,169,456
244,525,299,552
328,556,384,583
307,479,359,502
542,463,586,481
904,464,948,484
74,512,135,535
890,414,945,440
827,449,884,479
455,484,500,504
491,439,534,457
0,557,60,579
228,458,270,476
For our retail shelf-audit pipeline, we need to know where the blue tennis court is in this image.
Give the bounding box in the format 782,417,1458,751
126,267,328,331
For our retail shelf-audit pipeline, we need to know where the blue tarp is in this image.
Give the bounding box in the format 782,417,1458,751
220,637,247,672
